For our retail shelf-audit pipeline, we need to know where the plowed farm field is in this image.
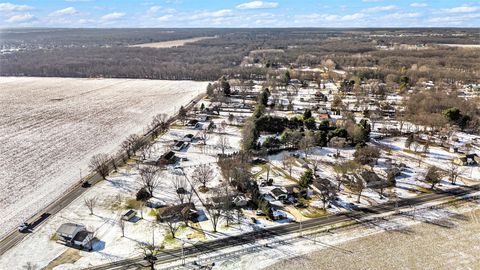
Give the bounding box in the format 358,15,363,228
0,77,207,237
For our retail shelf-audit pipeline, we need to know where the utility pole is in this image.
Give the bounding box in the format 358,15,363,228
181,241,185,266
299,216,303,237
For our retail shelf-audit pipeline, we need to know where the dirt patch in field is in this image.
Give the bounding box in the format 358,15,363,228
44,249,81,270
129,36,216,48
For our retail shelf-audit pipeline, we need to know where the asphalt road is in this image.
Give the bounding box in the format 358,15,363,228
85,184,480,270
0,94,204,257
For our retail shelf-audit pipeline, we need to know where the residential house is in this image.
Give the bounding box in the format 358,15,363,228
156,151,177,166
357,169,384,189
173,141,188,151
269,187,288,201
453,154,480,166
157,203,197,222
183,134,194,142
56,223,94,250
186,119,199,127
270,209,287,221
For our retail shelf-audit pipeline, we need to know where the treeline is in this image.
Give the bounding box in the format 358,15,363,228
1,28,479,82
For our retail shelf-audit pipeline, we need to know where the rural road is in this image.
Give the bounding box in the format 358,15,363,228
0,94,204,257
84,184,480,270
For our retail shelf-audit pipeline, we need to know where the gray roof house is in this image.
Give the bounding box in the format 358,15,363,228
56,223,94,250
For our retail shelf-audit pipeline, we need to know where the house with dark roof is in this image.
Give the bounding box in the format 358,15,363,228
56,223,93,250
453,154,480,166
156,151,177,166
269,187,288,201
157,203,197,222
121,210,137,221
183,134,195,142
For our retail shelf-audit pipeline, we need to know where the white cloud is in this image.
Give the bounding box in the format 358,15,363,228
101,12,125,21
444,5,479,13
0,2,33,12
363,5,397,12
49,7,78,17
147,6,176,16
303,12,365,22
385,12,421,19
5,13,34,23
341,13,366,21
148,6,161,14
410,3,428,8
236,1,279,10
190,9,232,20
158,14,173,22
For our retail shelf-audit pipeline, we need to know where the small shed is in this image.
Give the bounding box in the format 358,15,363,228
121,210,137,221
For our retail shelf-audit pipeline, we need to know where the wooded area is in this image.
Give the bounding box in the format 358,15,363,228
1,28,479,82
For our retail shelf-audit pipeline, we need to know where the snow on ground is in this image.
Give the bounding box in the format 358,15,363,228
378,136,480,184
176,196,480,270
0,108,289,269
0,77,208,238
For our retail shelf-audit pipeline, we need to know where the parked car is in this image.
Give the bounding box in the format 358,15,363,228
256,211,266,216
18,222,29,233
294,202,307,208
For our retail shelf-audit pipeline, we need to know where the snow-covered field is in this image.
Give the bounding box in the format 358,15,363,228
0,77,208,238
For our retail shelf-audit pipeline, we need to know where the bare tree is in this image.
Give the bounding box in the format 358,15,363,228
110,157,118,172
164,217,181,239
151,113,169,136
219,120,228,133
137,236,162,270
89,153,110,179
198,128,211,145
138,166,161,197
329,137,347,158
84,197,98,215
282,153,295,176
22,262,37,270
448,160,463,185
205,203,223,233
139,143,152,160
310,158,322,173
118,218,126,237
122,134,143,158
217,134,230,155
316,178,337,210
300,131,315,158
191,164,215,190
219,183,235,227
348,176,365,203
171,176,189,204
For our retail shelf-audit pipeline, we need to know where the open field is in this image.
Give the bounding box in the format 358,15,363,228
265,207,480,270
0,77,208,238
129,36,216,48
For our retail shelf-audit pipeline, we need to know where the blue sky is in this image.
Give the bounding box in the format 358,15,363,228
0,0,479,28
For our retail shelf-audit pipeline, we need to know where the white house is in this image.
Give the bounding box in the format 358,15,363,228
56,223,94,250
